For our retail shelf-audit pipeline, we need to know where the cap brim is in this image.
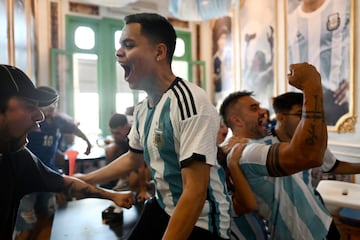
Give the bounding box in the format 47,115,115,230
31,88,59,107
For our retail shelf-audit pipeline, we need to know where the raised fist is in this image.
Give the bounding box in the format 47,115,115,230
287,62,321,91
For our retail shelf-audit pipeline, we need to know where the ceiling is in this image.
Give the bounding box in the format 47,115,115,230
72,0,172,17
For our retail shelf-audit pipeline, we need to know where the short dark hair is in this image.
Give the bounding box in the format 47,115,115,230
272,92,303,113
109,113,128,129
219,91,253,127
124,13,177,64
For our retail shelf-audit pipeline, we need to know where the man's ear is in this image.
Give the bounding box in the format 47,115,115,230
230,115,244,128
276,113,285,122
155,43,167,62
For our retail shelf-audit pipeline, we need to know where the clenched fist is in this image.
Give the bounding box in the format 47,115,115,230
287,62,321,91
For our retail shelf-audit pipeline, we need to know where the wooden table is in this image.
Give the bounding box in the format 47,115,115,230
51,198,141,240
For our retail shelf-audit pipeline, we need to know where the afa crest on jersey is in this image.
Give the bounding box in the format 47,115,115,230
327,12,340,31
154,122,164,148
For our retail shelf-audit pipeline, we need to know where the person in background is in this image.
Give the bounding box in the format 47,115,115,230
263,108,276,132
271,92,359,188
102,113,151,202
213,26,228,105
216,120,264,239
0,64,134,240
220,63,338,239
76,13,231,239
14,86,93,239
105,113,131,167
29,86,91,171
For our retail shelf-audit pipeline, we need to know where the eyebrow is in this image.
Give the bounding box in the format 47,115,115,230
249,103,260,109
120,38,134,45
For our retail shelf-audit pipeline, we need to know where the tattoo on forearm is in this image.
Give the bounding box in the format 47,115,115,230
65,182,74,196
305,124,316,145
302,95,324,120
301,95,325,145
65,181,103,198
301,111,324,120
78,187,102,198
266,143,287,177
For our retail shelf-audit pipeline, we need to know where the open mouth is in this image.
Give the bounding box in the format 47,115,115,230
121,64,131,79
258,114,266,127
288,68,294,76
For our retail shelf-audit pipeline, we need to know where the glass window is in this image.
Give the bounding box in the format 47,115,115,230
116,93,133,114
172,60,188,80
0,0,8,63
73,53,99,140
114,30,122,50
75,26,95,50
174,37,185,57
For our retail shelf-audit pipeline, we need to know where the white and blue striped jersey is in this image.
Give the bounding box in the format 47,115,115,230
231,213,267,240
287,0,350,92
227,140,332,239
261,130,338,189
128,77,231,238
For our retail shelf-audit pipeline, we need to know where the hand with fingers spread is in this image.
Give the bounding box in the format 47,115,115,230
227,141,257,216
221,136,249,156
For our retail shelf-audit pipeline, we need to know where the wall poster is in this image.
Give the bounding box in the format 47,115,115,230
286,0,355,132
240,0,276,113
212,16,233,106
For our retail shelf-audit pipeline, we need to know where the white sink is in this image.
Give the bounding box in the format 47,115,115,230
317,180,360,214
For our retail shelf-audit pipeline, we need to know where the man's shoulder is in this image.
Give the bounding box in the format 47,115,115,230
170,77,208,99
241,143,271,164
166,78,216,118
52,112,77,130
105,142,128,160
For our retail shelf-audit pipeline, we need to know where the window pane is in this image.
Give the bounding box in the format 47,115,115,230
73,53,99,142
172,60,188,80
114,30,122,50
0,0,7,62
115,62,133,114
14,0,27,70
174,37,185,57
77,92,99,132
75,26,95,50
116,93,134,114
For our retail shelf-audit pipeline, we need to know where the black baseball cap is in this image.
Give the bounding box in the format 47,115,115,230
0,64,59,107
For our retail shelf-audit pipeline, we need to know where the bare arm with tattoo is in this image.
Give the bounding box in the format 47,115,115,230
62,175,134,208
267,63,327,176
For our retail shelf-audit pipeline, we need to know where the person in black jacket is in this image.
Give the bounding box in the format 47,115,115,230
0,64,134,240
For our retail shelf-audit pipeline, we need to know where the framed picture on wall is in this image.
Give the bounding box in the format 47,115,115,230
239,0,276,114
286,0,355,132
14,0,27,70
211,16,233,106
0,0,8,63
